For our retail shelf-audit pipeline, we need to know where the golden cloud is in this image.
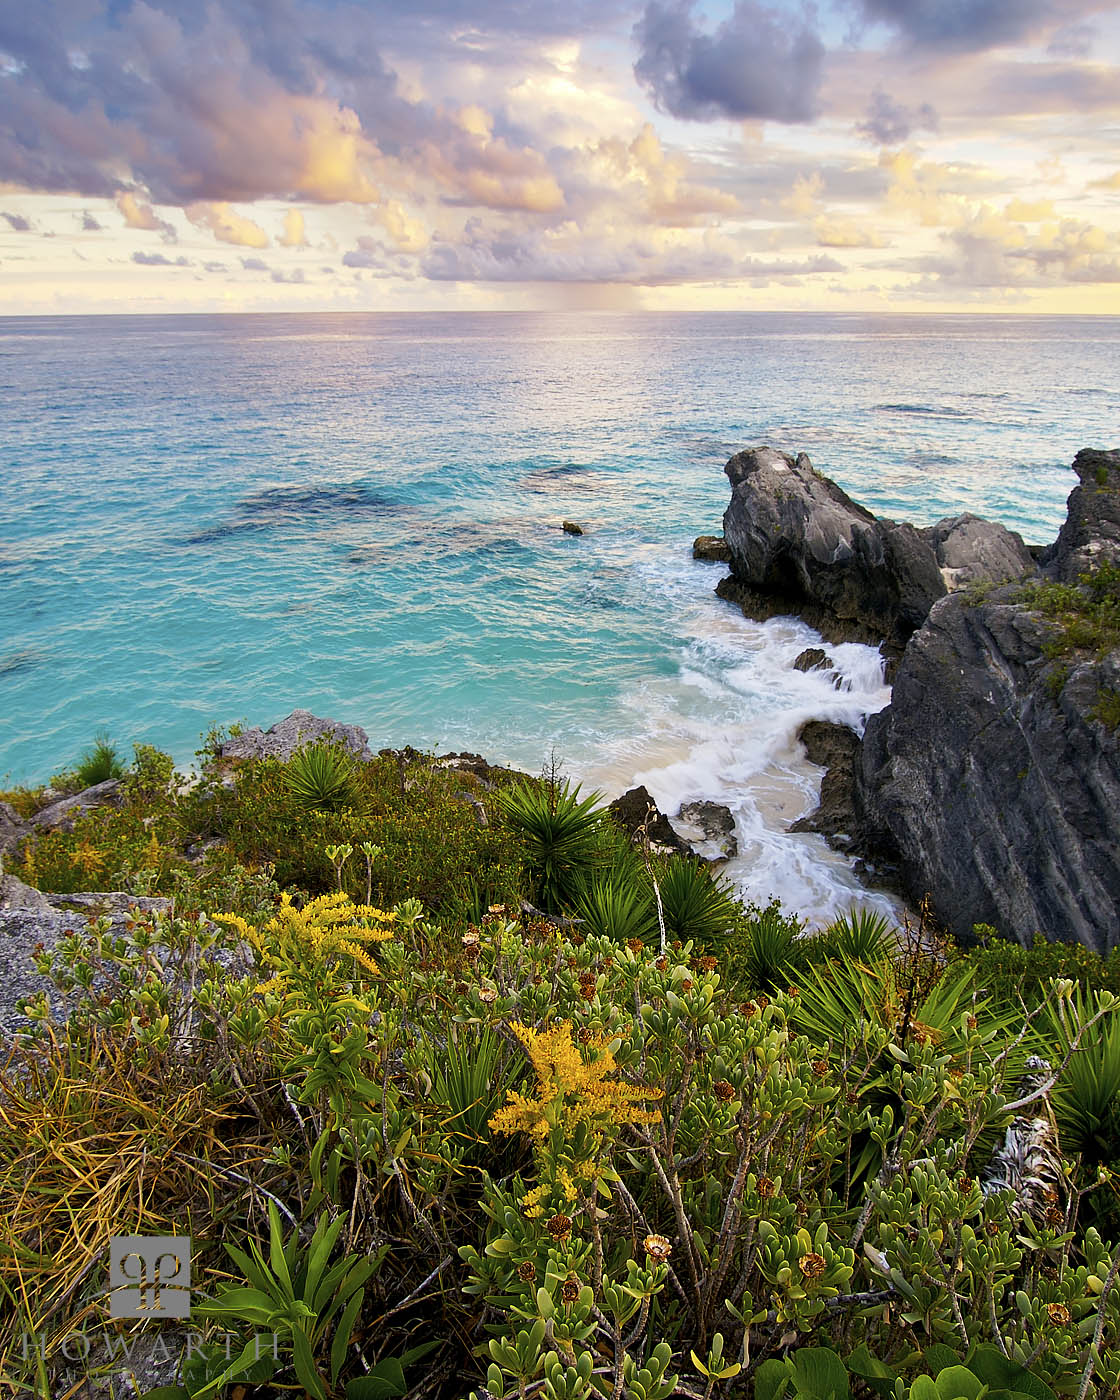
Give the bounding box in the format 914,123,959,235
186,202,269,248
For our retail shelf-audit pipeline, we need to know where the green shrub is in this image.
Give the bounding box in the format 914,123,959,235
654,852,742,945
72,730,126,787
1018,559,1120,659
719,897,806,992
284,740,361,814
959,929,1120,1009
573,873,656,944
812,905,896,964
495,775,606,913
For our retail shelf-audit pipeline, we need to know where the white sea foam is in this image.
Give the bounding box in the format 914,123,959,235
581,554,902,929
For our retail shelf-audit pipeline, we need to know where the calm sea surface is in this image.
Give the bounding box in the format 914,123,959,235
3,312,1118,921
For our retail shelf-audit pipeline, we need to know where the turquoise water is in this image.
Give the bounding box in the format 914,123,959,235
3,311,1118,920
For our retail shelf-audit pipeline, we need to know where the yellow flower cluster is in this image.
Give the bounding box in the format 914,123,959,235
217,891,395,995
489,1021,661,1145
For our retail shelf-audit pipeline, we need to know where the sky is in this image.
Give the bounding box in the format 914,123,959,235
1,0,1119,313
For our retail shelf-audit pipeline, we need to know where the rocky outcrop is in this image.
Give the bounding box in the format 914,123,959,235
608,787,690,855
217,709,375,765
675,801,737,861
26,778,124,832
1040,447,1120,581
0,890,175,1042
719,446,947,657
857,582,1120,953
789,721,862,851
717,446,1047,668
921,514,1035,591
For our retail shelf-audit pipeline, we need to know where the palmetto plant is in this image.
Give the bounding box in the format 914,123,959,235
737,899,806,992
656,854,741,944
431,1023,522,1154
495,777,605,913
285,741,360,814
1036,986,1120,1170
816,906,895,964
573,873,657,944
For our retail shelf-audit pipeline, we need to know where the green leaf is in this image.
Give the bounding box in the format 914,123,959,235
848,1344,900,1399
331,1284,365,1386
934,1366,986,1400
755,1359,793,1400
346,1359,409,1399
292,1327,329,1400
792,1347,850,1400
968,1347,1058,1400
924,1347,964,1376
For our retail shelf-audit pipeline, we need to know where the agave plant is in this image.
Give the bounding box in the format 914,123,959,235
814,906,895,964
285,741,360,814
574,873,657,944
495,776,606,913
735,899,806,992
656,854,741,944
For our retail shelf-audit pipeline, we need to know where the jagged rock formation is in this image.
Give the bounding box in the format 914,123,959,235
717,445,1039,668
217,708,375,765
715,444,1120,952
854,449,1120,952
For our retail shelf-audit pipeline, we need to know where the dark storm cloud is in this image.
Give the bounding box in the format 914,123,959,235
857,0,1052,51
1,211,31,230
857,90,938,144
633,0,824,123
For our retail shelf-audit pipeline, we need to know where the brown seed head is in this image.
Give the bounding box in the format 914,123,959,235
570,934,585,947
1046,1302,1071,1326
560,1277,581,1303
626,938,645,954
681,978,694,991
517,1260,536,1282
799,1252,827,1280
478,987,498,1004
699,956,718,972
713,1079,735,1101
756,1175,776,1199
655,957,668,972
812,1059,829,1076
1045,1204,1065,1227
546,1213,572,1240
958,1176,974,1193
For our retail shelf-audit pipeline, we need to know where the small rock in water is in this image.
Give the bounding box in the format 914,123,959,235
676,801,738,860
792,647,833,673
562,520,584,536
692,535,732,563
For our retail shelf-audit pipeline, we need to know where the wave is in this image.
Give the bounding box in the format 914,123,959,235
874,403,971,419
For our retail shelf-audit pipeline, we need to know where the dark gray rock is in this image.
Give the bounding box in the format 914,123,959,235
789,721,863,851
856,590,1120,952
793,647,833,673
675,801,738,860
1042,447,1120,581
720,446,946,655
25,779,123,834
608,786,690,855
0,801,23,855
693,534,732,563
217,709,375,765
562,520,584,536
922,513,1036,590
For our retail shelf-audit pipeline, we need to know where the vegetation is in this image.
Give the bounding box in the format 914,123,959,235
1,730,1119,1400
1017,560,1120,661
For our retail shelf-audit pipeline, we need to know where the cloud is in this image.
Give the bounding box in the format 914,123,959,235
633,0,824,123
1,211,31,231
857,90,938,146
919,208,1120,288
278,209,308,247
240,256,269,271
857,0,1052,52
270,267,305,283
80,210,101,231
1047,21,1096,57
421,217,843,284
117,193,177,240
813,215,887,247
131,250,189,266
1090,171,1120,191
187,202,269,248
372,201,429,253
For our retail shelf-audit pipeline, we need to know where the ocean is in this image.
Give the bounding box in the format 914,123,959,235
3,311,1118,924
